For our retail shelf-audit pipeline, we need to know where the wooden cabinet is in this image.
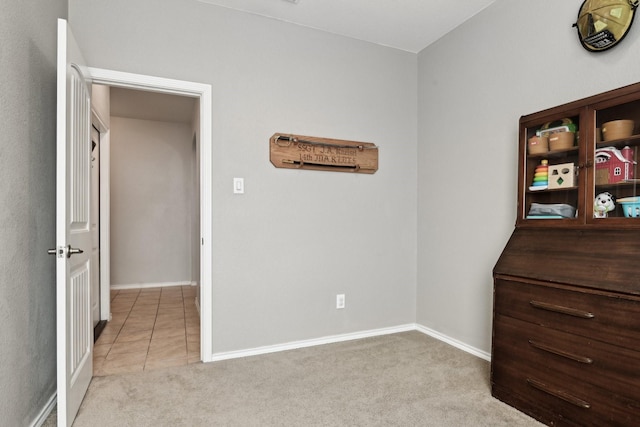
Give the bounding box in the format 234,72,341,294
519,82,640,226
493,82,640,426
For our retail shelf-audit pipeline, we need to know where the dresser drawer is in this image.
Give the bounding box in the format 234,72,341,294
492,339,640,426
492,379,637,427
494,278,640,350
492,314,640,401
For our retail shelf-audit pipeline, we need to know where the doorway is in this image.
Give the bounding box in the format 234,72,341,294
89,67,213,366
94,87,201,374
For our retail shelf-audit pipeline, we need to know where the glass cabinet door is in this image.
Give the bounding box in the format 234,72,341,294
590,97,640,223
519,108,584,224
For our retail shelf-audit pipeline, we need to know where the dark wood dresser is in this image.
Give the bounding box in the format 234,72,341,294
492,83,640,426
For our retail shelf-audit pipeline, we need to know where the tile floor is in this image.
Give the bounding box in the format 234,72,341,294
93,285,200,376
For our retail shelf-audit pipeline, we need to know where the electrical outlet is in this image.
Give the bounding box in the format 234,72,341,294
336,294,345,309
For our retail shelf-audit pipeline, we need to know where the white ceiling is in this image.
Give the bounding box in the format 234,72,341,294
196,0,496,53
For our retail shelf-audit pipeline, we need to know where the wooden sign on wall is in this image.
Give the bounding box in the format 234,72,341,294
270,133,378,174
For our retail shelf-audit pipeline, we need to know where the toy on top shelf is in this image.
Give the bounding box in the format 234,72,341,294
602,120,634,142
538,118,577,151
529,159,548,191
527,135,548,154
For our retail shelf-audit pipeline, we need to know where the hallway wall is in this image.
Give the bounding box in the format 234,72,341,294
110,117,195,287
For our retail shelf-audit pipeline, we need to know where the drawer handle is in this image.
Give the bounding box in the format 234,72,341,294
529,300,595,319
527,378,591,409
528,340,593,364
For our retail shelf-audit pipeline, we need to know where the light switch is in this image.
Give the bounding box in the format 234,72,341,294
233,177,244,194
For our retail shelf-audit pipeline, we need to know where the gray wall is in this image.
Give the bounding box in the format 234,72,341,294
417,0,640,354
110,117,195,286
0,1,67,425
69,0,418,353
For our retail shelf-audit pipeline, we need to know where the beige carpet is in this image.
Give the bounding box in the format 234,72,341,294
47,331,542,426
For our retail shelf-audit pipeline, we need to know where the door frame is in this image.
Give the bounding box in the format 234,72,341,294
89,67,213,362
90,109,110,327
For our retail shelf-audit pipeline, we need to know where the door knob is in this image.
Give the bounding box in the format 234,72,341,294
67,246,84,257
47,245,84,258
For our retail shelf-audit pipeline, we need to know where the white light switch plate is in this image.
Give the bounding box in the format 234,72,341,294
233,177,244,194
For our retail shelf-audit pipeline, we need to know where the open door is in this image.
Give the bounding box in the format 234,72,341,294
53,18,93,426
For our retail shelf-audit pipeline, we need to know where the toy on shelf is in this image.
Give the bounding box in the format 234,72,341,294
537,118,577,151
595,146,636,184
593,192,615,218
528,135,548,154
548,162,576,189
617,196,640,218
529,159,548,191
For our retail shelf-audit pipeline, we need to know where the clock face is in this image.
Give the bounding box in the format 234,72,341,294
574,0,638,52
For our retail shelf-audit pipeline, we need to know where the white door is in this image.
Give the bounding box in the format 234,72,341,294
54,18,93,427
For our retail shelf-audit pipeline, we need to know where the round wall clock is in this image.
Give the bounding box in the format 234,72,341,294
574,0,639,52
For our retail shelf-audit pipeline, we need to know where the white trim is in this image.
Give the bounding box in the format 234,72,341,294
415,324,491,361
99,130,111,320
210,324,416,362
208,324,491,363
87,67,213,363
91,108,111,323
111,281,192,290
30,392,57,427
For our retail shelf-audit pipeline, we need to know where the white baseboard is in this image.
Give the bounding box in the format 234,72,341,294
210,324,416,362
414,324,491,361
111,281,191,290
208,323,490,363
30,391,56,427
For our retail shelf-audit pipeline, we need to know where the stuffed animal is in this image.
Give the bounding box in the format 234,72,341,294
594,192,615,218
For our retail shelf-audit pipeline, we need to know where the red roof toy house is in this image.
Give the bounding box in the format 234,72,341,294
595,146,636,184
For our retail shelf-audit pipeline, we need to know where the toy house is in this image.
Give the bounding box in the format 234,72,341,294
595,146,636,184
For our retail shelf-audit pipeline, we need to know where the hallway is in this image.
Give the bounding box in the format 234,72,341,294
93,285,200,376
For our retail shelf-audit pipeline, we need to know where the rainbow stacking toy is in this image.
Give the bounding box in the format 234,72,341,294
531,159,548,190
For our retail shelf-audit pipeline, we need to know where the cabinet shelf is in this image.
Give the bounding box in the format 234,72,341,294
595,180,640,189
595,133,640,148
526,186,578,194
527,146,578,159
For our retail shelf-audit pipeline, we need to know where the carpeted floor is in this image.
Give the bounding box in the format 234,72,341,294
46,331,542,426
